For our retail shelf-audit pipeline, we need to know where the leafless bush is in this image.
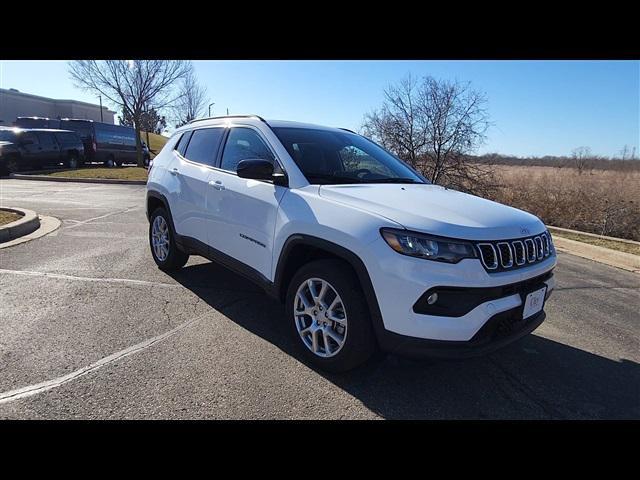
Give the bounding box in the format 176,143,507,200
473,152,640,172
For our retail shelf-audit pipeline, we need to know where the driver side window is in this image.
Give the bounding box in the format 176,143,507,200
20,132,39,146
220,127,275,173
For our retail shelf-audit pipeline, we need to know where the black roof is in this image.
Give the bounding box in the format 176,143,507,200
0,126,77,133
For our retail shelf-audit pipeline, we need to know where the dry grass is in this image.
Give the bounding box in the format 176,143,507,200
142,131,168,159
488,165,640,241
0,210,21,226
45,167,148,181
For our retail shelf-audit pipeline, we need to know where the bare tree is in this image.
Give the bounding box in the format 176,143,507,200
362,74,429,167
171,67,208,128
619,144,638,160
571,146,592,174
362,75,494,195
68,60,190,166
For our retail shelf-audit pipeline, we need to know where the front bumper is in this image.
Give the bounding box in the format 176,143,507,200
363,236,557,346
377,306,547,359
375,269,554,358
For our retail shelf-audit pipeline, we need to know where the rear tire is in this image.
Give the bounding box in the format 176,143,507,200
285,259,376,372
105,155,116,168
149,207,189,271
67,153,79,169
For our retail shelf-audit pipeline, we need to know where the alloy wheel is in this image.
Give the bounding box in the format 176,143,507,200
294,278,347,358
151,215,170,262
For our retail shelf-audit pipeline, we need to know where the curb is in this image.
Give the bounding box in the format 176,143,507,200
554,237,640,274
8,173,146,185
0,207,41,243
548,226,640,246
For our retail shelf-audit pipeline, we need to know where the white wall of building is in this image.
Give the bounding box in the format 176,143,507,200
0,88,115,126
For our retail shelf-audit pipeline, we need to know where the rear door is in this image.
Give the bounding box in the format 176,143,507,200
207,126,287,280
34,131,61,167
168,127,225,247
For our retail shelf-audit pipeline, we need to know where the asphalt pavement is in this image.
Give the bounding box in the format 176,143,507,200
0,179,638,419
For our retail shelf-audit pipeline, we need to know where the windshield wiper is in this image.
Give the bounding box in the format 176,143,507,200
306,173,365,185
360,178,423,184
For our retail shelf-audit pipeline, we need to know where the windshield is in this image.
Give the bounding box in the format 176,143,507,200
272,127,427,185
0,130,18,142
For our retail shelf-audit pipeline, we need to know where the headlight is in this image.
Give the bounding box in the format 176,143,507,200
546,229,555,253
380,228,477,263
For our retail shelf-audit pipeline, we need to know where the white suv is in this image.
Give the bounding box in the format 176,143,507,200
146,115,557,372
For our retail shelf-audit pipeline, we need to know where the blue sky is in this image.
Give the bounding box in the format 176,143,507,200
1,60,638,158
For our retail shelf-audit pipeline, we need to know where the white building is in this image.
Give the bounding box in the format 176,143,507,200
0,88,116,126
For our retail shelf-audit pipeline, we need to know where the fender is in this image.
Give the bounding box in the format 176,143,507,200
273,234,387,345
146,190,170,221
146,190,186,250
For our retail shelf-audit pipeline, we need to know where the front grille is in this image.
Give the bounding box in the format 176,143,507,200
476,232,554,272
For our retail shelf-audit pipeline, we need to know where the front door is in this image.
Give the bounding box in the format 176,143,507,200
17,131,41,170
208,127,286,281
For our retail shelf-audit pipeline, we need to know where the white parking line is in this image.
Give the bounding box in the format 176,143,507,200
0,315,204,405
0,268,179,288
64,206,140,229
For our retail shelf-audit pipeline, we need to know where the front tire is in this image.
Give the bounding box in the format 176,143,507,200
5,156,20,174
285,259,376,372
105,155,116,168
149,207,189,271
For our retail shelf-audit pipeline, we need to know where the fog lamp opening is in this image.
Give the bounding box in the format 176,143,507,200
426,292,439,305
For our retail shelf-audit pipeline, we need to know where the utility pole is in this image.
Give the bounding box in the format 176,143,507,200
208,102,215,117
226,108,229,115
99,95,104,122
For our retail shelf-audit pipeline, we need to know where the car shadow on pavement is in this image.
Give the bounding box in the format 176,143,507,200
169,261,640,420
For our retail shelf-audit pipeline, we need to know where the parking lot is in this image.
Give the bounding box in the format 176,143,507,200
0,179,638,419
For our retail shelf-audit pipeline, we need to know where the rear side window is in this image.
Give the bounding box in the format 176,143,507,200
174,131,192,156
220,127,275,172
183,128,224,166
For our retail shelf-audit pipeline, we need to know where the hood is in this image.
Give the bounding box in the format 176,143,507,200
319,183,545,241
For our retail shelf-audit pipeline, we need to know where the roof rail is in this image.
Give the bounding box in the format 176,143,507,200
186,114,267,125
339,127,356,134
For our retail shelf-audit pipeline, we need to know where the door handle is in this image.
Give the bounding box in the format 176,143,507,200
170,168,179,175
208,180,225,191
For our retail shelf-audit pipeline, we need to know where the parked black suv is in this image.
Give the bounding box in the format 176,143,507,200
58,119,149,167
0,127,84,175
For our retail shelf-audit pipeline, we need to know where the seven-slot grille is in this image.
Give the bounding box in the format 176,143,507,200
476,232,554,272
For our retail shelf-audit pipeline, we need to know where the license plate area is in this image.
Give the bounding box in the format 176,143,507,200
522,286,547,320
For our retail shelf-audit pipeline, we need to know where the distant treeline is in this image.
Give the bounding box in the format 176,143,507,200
471,153,640,172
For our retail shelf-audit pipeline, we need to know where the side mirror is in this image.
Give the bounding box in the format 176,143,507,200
237,159,275,181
